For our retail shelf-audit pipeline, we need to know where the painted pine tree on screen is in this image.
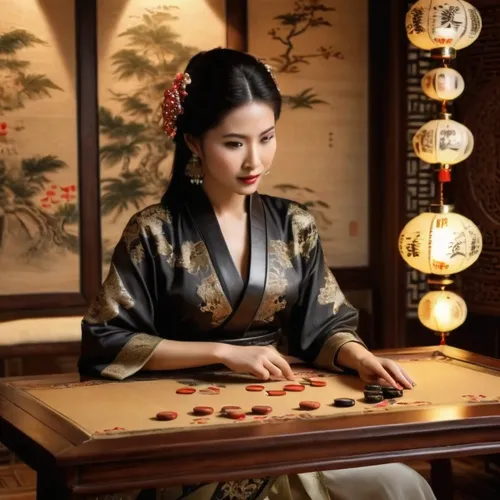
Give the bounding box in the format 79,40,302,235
0,28,78,261
98,5,198,263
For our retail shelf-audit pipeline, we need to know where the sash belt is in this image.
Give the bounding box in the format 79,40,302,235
209,329,281,347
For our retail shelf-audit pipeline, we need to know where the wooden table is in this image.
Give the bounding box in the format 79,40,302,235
1,346,500,500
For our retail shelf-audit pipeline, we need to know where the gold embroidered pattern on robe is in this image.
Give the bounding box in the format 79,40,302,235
288,203,318,260
84,263,135,324
254,240,292,323
198,274,233,326
216,478,271,500
255,205,318,323
313,250,365,371
177,241,211,274
101,333,163,380
177,241,232,327
122,204,174,265
318,262,346,314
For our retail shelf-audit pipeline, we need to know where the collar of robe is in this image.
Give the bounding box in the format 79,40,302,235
184,188,274,341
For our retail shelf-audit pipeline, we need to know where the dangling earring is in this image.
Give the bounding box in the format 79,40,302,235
185,154,204,185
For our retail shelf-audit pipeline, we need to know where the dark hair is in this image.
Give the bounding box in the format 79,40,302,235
161,48,282,203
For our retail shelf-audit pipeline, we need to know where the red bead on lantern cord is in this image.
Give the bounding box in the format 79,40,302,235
438,167,451,183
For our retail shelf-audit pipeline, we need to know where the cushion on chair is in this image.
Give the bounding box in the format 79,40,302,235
0,317,82,346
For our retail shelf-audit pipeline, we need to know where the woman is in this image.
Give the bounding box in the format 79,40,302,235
79,48,435,500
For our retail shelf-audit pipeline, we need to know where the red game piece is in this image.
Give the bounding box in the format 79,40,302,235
193,406,214,416
252,405,273,415
220,405,241,414
207,386,220,392
267,390,286,396
246,385,265,392
199,389,218,395
225,409,246,420
299,401,320,410
310,380,327,387
156,411,178,421
176,387,196,395
284,384,305,392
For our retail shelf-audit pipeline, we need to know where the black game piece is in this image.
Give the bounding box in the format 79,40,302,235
364,390,383,398
333,398,355,408
364,394,384,404
382,388,403,399
365,384,382,392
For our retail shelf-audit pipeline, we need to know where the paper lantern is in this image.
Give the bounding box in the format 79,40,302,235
398,211,482,275
418,290,467,332
413,118,474,164
406,0,482,51
421,67,465,101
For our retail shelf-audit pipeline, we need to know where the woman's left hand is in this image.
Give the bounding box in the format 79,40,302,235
355,353,415,390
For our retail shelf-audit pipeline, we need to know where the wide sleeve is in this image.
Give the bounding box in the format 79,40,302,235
78,205,174,380
286,208,367,372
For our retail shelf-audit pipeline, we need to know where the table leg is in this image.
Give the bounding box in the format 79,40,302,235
37,472,73,500
430,459,454,500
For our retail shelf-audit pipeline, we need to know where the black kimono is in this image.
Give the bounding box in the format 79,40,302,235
79,190,369,499
79,190,365,381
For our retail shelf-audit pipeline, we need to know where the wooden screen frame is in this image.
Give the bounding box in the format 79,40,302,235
0,0,100,320
0,0,408,350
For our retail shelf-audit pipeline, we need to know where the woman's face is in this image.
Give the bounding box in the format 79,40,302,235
198,101,277,196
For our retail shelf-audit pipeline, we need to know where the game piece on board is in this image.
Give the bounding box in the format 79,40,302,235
383,388,403,398
193,406,214,416
156,411,178,421
310,380,327,387
225,409,246,420
284,384,305,392
252,405,273,415
176,387,196,395
266,390,287,396
364,390,383,398
381,385,399,393
299,401,320,410
364,394,384,404
365,384,382,392
245,385,265,392
220,405,241,414
333,398,355,408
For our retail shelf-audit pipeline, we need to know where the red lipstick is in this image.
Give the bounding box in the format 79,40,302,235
238,174,260,185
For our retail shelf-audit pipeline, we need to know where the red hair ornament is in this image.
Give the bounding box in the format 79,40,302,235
162,72,191,138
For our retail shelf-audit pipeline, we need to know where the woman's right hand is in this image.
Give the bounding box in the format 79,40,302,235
216,344,295,381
